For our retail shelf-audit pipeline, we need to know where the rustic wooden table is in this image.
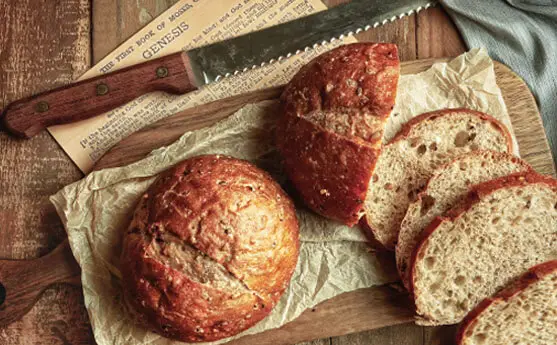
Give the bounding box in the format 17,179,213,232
0,1,467,344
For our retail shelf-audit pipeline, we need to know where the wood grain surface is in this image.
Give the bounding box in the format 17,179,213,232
1,1,553,345
92,0,180,63
0,240,80,327
225,285,415,345
0,1,93,344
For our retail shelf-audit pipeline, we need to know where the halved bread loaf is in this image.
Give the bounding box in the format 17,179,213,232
456,260,557,345
276,43,400,225
363,109,513,249
396,151,532,289
411,173,557,326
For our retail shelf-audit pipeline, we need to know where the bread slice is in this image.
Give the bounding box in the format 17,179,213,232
363,109,513,250
276,43,400,226
411,173,557,326
456,260,557,345
396,151,532,289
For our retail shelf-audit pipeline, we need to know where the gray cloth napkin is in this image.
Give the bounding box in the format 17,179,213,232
441,0,557,164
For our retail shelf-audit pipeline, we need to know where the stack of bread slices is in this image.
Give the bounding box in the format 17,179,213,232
277,43,556,343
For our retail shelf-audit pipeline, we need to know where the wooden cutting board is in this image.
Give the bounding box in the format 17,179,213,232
1,57,553,345
91,57,556,345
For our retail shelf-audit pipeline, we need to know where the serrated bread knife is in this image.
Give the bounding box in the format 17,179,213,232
1,0,434,138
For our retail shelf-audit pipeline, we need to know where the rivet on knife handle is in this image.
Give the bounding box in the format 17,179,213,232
1,51,199,138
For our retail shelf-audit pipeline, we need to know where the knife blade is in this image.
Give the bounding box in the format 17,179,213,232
1,0,434,138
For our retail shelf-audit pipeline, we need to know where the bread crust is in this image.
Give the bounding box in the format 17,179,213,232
121,155,300,342
455,260,557,345
276,43,400,225
277,114,378,224
389,108,513,150
395,150,532,289
362,108,514,248
409,171,557,318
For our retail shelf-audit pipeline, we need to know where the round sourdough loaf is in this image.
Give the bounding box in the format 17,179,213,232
276,43,400,226
120,155,299,342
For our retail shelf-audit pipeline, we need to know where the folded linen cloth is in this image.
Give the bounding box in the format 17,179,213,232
441,0,557,164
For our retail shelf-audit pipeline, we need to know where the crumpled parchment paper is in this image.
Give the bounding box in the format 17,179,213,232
386,48,518,154
50,48,517,345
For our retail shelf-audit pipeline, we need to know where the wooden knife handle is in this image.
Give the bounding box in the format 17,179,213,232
1,51,198,138
0,239,81,327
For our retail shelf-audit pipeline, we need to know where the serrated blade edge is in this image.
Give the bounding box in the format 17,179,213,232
187,0,436,85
